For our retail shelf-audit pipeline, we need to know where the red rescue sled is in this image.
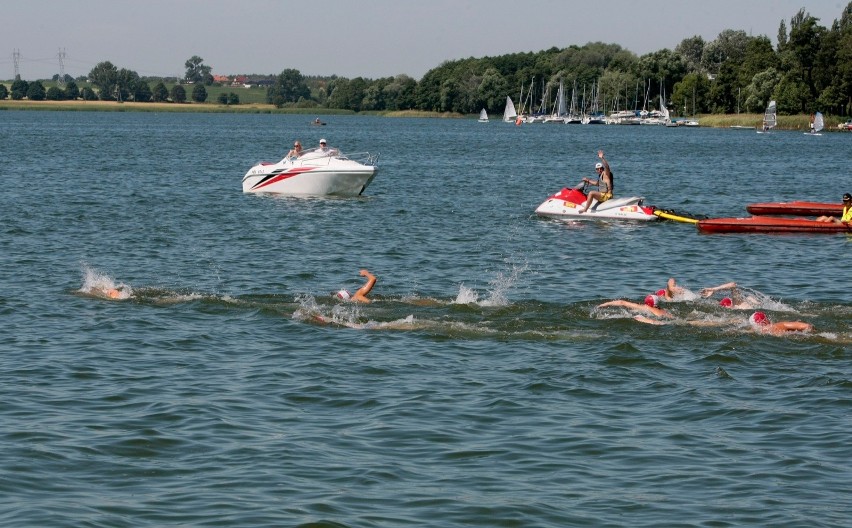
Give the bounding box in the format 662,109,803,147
698,216,852,234
746,201,842,216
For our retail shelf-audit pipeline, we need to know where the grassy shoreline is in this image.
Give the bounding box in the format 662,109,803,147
1,99,846,129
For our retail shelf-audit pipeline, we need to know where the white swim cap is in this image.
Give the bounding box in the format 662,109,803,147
335,289,350,300
595,162,603,169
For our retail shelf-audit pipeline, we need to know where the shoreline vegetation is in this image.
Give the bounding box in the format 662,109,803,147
0,99,845,130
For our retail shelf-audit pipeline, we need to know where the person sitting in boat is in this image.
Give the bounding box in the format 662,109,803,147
748,311,813,335
577,149,613,214
316,138,338,156
597,295,673,325
815,193,852,223
287,140,303,158
335,269,377,304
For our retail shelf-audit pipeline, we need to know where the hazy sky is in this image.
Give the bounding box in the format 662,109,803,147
2,0,846,80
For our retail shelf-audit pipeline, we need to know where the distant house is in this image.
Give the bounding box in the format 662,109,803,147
212,75,231,84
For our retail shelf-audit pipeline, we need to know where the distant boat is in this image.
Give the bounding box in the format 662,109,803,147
758,100,776,133
503,96,517,123
312,118,327,126
478,108,489,123
805,111,824,135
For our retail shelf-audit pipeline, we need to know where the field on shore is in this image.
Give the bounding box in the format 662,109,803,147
1,99,847,129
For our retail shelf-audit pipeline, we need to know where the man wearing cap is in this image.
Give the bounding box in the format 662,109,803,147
815,193,852,223
578,149,614,214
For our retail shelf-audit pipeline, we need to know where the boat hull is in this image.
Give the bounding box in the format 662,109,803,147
746,201,843,217
535,188,657,221
698,216,852,234
242,154,377,196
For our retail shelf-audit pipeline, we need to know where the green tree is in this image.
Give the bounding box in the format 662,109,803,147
45,86,64,100
64,80,80,100
0,83,7,99
477,68,509,114
788,9,826,102
88,61,119,100
152,82,169,102
170,84,186,103
26,81,46,101
10,79,28,100
184,55,213,85
115,68,139,101
134,81,152,102
81,87,97,101
675,36,705,73
191,83,208,103
267,69,310,107
228,92,239,105
217,92,229,104
381,74,417,110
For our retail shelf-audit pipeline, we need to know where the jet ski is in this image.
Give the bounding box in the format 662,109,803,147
535,184,657,222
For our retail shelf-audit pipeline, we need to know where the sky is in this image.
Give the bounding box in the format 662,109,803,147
1,0,847,81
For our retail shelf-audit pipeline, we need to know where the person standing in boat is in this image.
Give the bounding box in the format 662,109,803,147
578,149,613,214
815,193,852,223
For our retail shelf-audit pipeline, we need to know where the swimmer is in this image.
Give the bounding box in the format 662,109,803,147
700,281,759,309
748,311,813,335
335,269,376,304
598,295,673,324
654,277,686,300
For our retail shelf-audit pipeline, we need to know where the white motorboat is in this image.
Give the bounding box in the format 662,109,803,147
242,148,379,196
535,186,657,222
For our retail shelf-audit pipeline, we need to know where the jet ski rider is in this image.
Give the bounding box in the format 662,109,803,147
578,149,613,214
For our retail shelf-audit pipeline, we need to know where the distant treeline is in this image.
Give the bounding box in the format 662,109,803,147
3,4,850,116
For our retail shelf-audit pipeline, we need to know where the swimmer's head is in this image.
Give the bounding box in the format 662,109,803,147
335,289,351,300
107,288,121,299
749,311,769,326
655,289,667,297
719,297,733,308
595,162,603,170
644,294,659,308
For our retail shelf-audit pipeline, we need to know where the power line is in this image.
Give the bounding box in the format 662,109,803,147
58,48,66,85
13,48,20,79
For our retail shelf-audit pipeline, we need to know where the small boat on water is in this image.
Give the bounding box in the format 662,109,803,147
698,216,852,234
805,112,824,135
502,96,517,123
478,108,489,122
242,148,379,196
535,186,657,222
757,100,776,133
746,201,843,217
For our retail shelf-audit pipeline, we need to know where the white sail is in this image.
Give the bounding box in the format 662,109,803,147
813,111,824,132
503,96,517,122
479,108,489,122
763,100,777,130
557,80,567,116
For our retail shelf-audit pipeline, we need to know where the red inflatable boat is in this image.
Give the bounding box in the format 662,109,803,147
698,216,852,234
746,201,843,216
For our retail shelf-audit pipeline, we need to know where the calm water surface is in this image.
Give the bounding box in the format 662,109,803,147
1,110,850,527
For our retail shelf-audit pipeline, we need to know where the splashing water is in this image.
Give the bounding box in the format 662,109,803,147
78,264,132,300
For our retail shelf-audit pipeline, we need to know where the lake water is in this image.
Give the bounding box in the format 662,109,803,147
1,110,850,527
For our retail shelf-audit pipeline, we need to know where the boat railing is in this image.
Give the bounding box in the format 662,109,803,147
341,152,379,167
286,149,379,167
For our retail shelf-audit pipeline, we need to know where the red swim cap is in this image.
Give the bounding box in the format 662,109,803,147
749,311,769,326
719,297,733,307
655,289,667,297
644,294,659,308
